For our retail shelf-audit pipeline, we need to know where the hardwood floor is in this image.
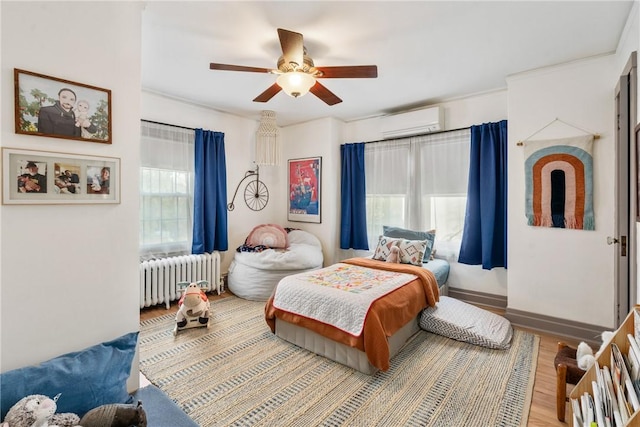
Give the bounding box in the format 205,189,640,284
140,293,578,426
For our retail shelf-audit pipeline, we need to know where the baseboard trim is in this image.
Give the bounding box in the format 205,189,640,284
447,287,606,347
505,308,605,348
447,287,507,310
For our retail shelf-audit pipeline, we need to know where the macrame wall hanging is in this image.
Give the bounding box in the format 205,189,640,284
255,110,280,166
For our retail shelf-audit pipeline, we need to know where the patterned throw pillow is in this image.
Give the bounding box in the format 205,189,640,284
372,235,398,261
383,226,436,263
395,238,428,266
373,236,428,266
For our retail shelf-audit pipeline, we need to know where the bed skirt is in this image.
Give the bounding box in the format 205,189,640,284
275,316,421,375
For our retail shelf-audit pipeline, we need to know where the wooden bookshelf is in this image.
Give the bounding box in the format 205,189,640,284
570,306,640,426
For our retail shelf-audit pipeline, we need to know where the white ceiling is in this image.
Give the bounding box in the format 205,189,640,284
141,1,634,127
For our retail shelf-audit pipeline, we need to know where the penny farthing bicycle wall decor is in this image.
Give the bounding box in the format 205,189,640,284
227,163,269,211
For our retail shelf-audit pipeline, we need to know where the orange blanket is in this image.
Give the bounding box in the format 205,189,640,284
264,257,439,371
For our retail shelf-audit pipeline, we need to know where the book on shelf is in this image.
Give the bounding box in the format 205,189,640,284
571,306,640,426
573,392,595,427
572,397,584,426
603,365,625,426
572,344,640,426
627,334,640,381
634,307,640,345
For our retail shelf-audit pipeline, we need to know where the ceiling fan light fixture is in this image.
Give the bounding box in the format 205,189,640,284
276,71,315,98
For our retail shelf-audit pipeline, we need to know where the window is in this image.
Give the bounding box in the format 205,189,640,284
140,122,195,259
365,128,470,260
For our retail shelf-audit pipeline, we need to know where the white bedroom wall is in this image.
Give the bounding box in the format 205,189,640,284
279,117,344,266
506,54,617,328
1,1,142,381
141,92,279,274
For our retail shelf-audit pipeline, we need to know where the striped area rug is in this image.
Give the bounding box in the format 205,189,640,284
139,296,539,426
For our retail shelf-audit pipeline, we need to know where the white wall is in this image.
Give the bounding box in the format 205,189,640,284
141,92,280,274
280,117,343,266
506,55,617,328
1,1,142,386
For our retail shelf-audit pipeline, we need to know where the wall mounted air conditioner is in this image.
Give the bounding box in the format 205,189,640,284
380,106,443,139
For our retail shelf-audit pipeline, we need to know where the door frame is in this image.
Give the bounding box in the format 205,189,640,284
615,51,637,326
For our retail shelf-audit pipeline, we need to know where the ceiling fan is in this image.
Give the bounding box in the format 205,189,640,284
209,28,378,106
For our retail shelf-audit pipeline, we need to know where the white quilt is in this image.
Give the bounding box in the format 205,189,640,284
273,263,416,336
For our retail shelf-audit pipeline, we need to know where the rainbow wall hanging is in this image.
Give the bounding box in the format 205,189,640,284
524,135,594,230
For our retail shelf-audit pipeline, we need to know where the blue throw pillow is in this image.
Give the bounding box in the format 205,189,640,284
0,331,138,419
382,226,436,263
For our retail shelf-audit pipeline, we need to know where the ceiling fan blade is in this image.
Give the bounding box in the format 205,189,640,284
277,28,304,69
253,83,282,103
210,63,273,73
309,81,342,106
315,65,378,79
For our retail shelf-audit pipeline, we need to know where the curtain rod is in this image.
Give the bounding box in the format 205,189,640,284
141,119,195,131
361,126,471,144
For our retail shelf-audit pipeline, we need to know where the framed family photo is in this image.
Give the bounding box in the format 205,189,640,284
2,147,120,205
14,68,112,144
288,156,321,223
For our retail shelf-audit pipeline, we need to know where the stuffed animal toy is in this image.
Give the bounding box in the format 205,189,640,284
576,342,596,370
174,280,211,335
386,246,401,264
1,394,80,427
79,401,147,427
575,330,615,371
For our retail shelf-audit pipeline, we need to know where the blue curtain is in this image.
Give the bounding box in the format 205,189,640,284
458,120,508,270
192,129,228,253
340,143,369,250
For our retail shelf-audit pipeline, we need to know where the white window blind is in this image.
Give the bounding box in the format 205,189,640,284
365,128,470,260
140,121,195,260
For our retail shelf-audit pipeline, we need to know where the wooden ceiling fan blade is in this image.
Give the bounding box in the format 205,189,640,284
253,83,282,103
277,28,304,69
210,63,273,73
315,65,378,78
310,82,342,106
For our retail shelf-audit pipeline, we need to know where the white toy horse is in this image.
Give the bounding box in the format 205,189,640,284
173,280,210,335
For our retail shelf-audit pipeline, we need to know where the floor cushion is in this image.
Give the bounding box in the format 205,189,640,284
419,296,513,349
229,229,324,301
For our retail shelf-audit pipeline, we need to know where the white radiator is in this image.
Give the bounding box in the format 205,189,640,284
139,252,221,309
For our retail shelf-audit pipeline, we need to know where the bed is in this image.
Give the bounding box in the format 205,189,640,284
264,257,449,374
228,227,324,301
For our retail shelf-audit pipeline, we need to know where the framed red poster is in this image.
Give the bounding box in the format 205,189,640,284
288,156,321,223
